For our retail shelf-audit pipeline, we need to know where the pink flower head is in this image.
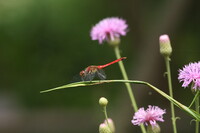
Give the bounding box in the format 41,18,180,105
90,17,128,44
178,61,200,90
132,105,166,127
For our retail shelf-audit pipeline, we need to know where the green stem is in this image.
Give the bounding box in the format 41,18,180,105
189,91,200,108
103,106,112,133
164,57,177,133
195,91,199,133
114,46,146,133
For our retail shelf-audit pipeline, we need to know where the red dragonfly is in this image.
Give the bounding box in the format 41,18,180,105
79,57,126,81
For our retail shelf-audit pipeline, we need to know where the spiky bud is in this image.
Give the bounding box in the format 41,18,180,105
159,34,172,57
99,97,108,107
104,118,115,133
99,123,112,133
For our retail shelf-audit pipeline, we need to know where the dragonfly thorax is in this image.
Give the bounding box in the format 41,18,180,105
80,66,98,76
85,66,98,74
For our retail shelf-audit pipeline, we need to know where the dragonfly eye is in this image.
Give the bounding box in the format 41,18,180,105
80,71,85,76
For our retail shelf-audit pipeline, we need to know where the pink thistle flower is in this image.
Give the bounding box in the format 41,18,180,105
131,105,166,127
178,61,200,90
90,17,128,44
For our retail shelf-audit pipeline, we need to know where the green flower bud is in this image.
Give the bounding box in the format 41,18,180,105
99,97,108,107
159,34,172,57
104,118,115,133
147,124,161,133
99,123,112,133
107,37,120,47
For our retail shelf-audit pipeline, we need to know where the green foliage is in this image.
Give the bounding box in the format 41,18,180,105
41,79,200,121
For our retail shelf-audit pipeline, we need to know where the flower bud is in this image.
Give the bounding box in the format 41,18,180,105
99,97,108,107
107,37,120,47
99,123,112,133
147,124,161,133
159,34,172,57
104,118,115,133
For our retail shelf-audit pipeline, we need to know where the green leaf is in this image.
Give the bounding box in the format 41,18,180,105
40,79,200,121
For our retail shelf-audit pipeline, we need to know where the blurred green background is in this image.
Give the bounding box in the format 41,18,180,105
0,0,199,132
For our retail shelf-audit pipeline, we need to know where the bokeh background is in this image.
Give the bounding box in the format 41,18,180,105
0,0,199,132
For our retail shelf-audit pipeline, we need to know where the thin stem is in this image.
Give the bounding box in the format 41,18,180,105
164,57,177,133
114,46,146,133
189,91,200,108
114,47,138,110
195,91,199,133
103,106,112,133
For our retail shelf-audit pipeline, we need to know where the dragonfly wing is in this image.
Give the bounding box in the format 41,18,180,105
71,73,82,83
97,69,106,80
82,72,96,81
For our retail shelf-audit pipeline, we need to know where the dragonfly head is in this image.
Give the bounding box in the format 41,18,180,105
79,70,85,77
